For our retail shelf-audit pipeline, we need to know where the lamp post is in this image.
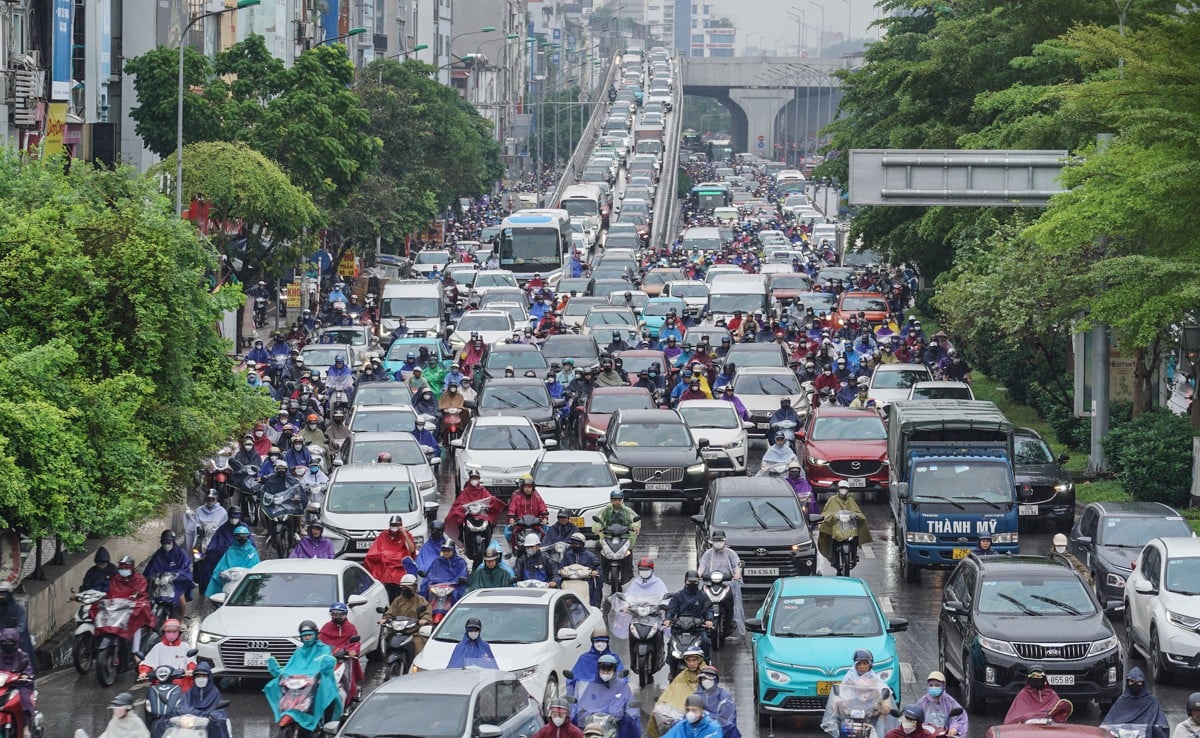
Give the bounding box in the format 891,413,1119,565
387,43,428,60
176,0,261,216
449,26,496,60
314,26,366,47
808,0,826,57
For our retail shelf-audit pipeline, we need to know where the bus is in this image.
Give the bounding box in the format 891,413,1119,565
498,211,568,285
690,183,732,211
705,138,734,162
558,184,605,231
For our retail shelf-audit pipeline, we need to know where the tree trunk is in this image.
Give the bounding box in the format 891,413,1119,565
1133,346,1150,417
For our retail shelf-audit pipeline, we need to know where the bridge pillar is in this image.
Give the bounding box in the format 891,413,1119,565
727,87,794,160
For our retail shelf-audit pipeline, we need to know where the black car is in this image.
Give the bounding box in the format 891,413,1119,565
1013,427,1075,531
468,377,562,439
937,554,1123,712
600,408,709,512
558,277,595,297
1068,501,1193,610
691,476,819,588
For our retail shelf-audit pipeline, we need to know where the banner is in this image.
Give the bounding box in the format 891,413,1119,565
338,251,357,277
43,103,68,157
51,0,73,100
286,283,302,308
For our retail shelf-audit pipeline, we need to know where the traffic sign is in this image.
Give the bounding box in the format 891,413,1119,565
757,140,765,149
757,135,765,142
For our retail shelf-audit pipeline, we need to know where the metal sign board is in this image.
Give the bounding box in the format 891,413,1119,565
849,149,1069,207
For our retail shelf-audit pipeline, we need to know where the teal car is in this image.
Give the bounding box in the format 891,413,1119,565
383,337,454,377
746,576,906,725
640,297,686,339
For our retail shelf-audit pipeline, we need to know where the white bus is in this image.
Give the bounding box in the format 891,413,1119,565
498,211,569,286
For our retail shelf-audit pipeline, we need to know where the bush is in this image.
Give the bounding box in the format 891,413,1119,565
1102,409,1194,507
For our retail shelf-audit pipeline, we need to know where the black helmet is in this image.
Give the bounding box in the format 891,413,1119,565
298,620,319,634
901,705,925,723
1188,692,1200,713
430,520,445,534
118,555,136,567
389,514,404,526
710,529,726,541
159,530,176,544
853,648,874,665
465,617,482,631
685,694,705,709
685,570,700,584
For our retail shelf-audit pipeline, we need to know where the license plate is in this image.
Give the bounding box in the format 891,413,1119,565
569,517,586,529
1046,674,1074,686
817,681,835,696
243,652,270,667
1019,504,1039,516
847,477,867,488
756,422,772,429
356,540,374,550
744,567,779,576
645,482,672,491
952,548,970,560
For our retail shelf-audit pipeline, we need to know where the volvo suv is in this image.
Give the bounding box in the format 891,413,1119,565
599,409,709,513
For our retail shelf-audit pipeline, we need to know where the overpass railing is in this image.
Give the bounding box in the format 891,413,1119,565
549,55,621,208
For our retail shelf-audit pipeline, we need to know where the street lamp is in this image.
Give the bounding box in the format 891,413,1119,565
175,0,261,216
388,43,428,60
314,26,366,47
449,26,496,58
809,0,826,57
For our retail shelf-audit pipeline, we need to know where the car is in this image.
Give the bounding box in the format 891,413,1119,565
1124,535,1200,682
471,270,521,296
677,400,750,476
346,431,441,505
686,326,734,350
767,273,814,303
300,343,359,377
579,386,656,450
332,668,545,738
347,404,418,435
835,291,891,328
532,451,623,533
938,553,1123,712
411,249,451,278
868,363,933,406
558,277,595,297
599,408,709,511
640,297,687,338
471,377,562,439
478,288,528,311
815,267,855,287
451,416,555,498
351,383,414,408
908,381,975,401
661,281,710,316
540,334,602,373
791,292,838,321
580,306,640,344
722,343,788,370
383,336,454,376
692,473,819,587
319,463,432,558
412,587,604,706
591,279,637,300
746,576,907,723
559,297,608,325
449,310,515,352
731,367,812,437
1009,427,1076,530
197,558,390,675
798,406,889,500
476,343,550,386
488,301,532,331
1070,501,1193,610
316,325,382,361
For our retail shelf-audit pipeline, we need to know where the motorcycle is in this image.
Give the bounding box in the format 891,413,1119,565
559,563,594,602
262,483,305,559
427,583,457,624
69,589,104,675
702,571,733,649
273,673,320,738
150,572,180,624
665,615,706,680
441,408,465,450
253,295,268,328
507,514,545,549
819,681,896,738
93,597,154,687
1101,725,1147,738
756,464,789,478
596,521,632,596
0,670,42,738
621,593,667,688
207,452,233,503
461,500,495,568
830,509,859,577
377,606,425,681
232,467,261,527
144,663,187,735
769,418,799,451
332,634,362,707
920,707,965,737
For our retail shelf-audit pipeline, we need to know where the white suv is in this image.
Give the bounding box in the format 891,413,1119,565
1124,535,1200,683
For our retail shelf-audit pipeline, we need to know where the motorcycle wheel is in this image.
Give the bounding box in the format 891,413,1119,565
386,654,409,681
712,623,723,652
638,666,651,688
274,725,300,738
72,632,94,675
95,645,118,687
272,529,288,559
243,497,260,527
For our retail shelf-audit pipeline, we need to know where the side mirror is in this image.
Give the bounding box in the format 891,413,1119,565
697,438,710,449
420,445,435,456
745,617,765,634
1074,535,1091,546
477,725,504,738
1104,601,1124,613
808,512,824,525
1134,579,1157,595
348,634,362,643
347,594,369,608
942,601,966,616
690,514,705,526
556,627,578,641
618,478,632,486
948,707,965,718
464,399,477,409
886,617,909,633
553,398,566,408
592,514,602,523
894,482,909,501
376,606,387,614
209,593,227,605
563,669,575,681
418,624,433,638
450,439,465,448
1058,454,1070,464
544,439,559,449
186,648,199,658
430,456,442,466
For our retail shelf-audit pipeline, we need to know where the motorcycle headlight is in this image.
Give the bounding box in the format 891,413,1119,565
1167,610,1200,631
979,636,1017,656
198,631,219,644
686,463,707,475
991,532,1018,544
765,669,791,685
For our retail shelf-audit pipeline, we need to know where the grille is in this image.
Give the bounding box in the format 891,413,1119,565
632,467,684,483
1018,485,1057,504
1012,642,1090,661
829,460,882,477
780,696,827,711
219,637,296,668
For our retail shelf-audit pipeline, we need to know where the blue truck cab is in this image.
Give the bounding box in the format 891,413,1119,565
887,400,1019,582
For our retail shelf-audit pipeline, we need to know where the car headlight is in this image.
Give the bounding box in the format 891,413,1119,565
1106,572,1126,588
979,636,1017,656
792,540,814,551
905,532,936,544
1053,483,1074,493
511,666,538,680
465,462,484,470
537,420,558,431
809,458,829,466
198,631,219,644
1088,635,1121,656
765,669,791,685
686,463,707,475
418,480,436,491
585,425,605,436
609,463,630,475
992,532,1018,544
1167,610,1200,631
723,440,744,450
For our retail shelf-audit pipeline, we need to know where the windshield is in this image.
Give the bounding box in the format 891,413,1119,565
480,386,551,411
873,369,931,389
340,693,468,738
913,386,973,401
811,416,886,441
327,482,416,514
1165,556,1200,595
387,340,439,362
713,495,801,529
679,405,740,429
796,293,837,312
476,273,518,288
501,228,562,269
1099,516,1193,548
542,339,599,361
229,572,338,607
585,310,636,327
349,439,429,465
590,391,654,414
382,296,441,319
320,329,367,346
841,296,889,313
1014,437,1055,464
622,202,649,216
911,461,1012,503
468,425,541,451
535,461,616,487
562,199,598,217
301,348,349,365
683,236,723,251
354,385,414,406
770,595,882,637
457,314,512,333
485,350,548,371
735,373,800,395
615,352,665,374
710,293,767,314
668,283,708,297
350,409,417,433
978,576,1098,615
491,304,529,324
771,275,811,289
643,300,685,317
414,252,450,265
612,422,693,448
435,603,547,643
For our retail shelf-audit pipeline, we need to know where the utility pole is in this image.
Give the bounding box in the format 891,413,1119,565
1089,132,1116,475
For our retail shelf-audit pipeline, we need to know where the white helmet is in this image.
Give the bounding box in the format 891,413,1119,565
399,573,417,587
522,533,542,547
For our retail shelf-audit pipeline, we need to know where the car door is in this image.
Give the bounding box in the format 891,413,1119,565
495,679,544,737
553,595,591,672
940,565,974,679
1071,506,1099,569
343,565,383,649
1130,544,1162,650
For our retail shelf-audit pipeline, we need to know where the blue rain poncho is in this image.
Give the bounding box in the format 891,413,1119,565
262,636,343,732
205,538,260,598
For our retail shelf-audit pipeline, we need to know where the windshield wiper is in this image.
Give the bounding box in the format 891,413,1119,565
997,592,1042,617
490,396,519,409
382,486,397,511
1028,594,1082,615
746,501,770,530
763,501,797,529
807,631,862,638
515,391,544,406
952,495,1003,510
912,495,964,510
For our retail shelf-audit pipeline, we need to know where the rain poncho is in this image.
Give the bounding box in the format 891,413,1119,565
105,572,156,637
0,630,33,715
196,519,240,595
1101,668,1169,738
417,534,449,574
468,560,515,590
761,442,798,466
263,637,342,732
696,547,746,637
205,539,260,598
289,534,335,559
570,677,641,738
817,494,873,563
661,714,721,738
444,486,506,544
649,667,706,738
569,648,625,690
917,691,968,735
1003,683,1072,724
420,553,469,601
447,634,498,669
363,529,417,585
98,712,151,738
694,681,740,738
821,676,897,738
171,674,230,738
143,543,195,602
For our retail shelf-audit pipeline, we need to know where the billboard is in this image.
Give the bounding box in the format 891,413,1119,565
51,0,73,101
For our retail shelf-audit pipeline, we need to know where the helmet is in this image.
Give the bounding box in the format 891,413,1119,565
228,506,243,518
377,452,393,463
610,489,624,499
306,413,319,422
329,602,349,615
597,654,618,667
547,697,571,714
682,646,704,659
787,461,802,472
159,530,176,544
389,514,404,527
465,617,482,631
522,533,541,547
298,620,319,634
233,525,250,538
592,626,609,639
519,474,534,487
569,532,587,546
685,694,706,709
685,570,700,584
399,573,417,587
583,725,605,737
901,705,925,723
430,520,446,535
853,648,874,665
483,547,501,561
109,693,136,709
700,665,719,678
161,618,182,632
307,519,325,531
118,555,136,567
710,529,726,542
1188,692,1200,712
1053,533,1068,547
837,480,851,490
637,557,655,570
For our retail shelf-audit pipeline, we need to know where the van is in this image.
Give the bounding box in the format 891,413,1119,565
380,280,446,337
810,223,838,248
707,275,768,323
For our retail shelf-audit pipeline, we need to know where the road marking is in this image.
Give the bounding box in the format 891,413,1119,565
901,662,915,686
879,596,894,615
647,545,659,558
860,545,876,559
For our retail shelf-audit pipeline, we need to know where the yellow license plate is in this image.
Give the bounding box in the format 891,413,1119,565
952,548,970,560
817,681,835,695
570,517,586,529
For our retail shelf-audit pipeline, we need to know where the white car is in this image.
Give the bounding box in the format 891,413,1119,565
450,310,515,352
677,400,749,476
300,343,359,377
868,363,933,406
532,451,622,529
197,558,390,675
346,431,440,505
471,270,521,298
412,587,603,706
315,325,382,361
451,416,555,497
320,463,432,559
1124,536,1200,683
579,306,640,344
347,404,418,436
907,380,975,401
411,249,451,278
730,367,812,436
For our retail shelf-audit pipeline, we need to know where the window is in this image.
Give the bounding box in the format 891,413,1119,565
495,681,528,724
1142,545,1162,586
960,567,976,607
562,594,589,627
1079,508,1098,539
475,684,499,725
374,0,386,34
344,566,375,596
553,599,572,634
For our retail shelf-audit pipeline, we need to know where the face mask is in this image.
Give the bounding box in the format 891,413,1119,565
525,547,538,556
639,570,652,580
470,480,480,487
467,630,480,640
243,443,253,450
205,501,217,510
161,543,173,552
0,643,14,654
700,677,716,690
685,711,702,725
823,370,832,375
685,582,698,593
254,430,264,438
552,715,567,727
1028,677,1046,690
839,489,849,497
118,569,132,578
599,670,614,683
1127,682,1144,696
389,526,401,534
193,676,209,689
901,720,917,734
307,422,317,429
449,387,458,394
163,630,180,643
592,639,608,652
928,686,943,698
713,541,726,551
1054,545,1067,553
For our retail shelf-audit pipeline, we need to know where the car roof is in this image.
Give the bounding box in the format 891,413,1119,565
329,463,416,483
460,310,509,318
1157,536,1200,556
810,406,885,419
776,575,874,597
733,365,792,374
593,385,651,395
1087,501,1182,517
486,343,542,354
971,554,1077,576
368,667,512,696
353,403,416,413
481,378,544,388
250,557,356,574
350,431,419,443
712,476,794,497
678,399,737,411
875,363,929,372
913,381,971,389
459,587,560,605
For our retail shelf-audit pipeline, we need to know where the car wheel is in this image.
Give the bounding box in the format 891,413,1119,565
1149,627,1173,685
542,673,560,708
901,554,920,583
962,656,985,713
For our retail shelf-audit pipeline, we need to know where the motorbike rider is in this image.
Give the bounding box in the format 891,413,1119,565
411,416,442,460
205,525,259,599
650,647,708,738
413,387,439,420
664,571,715,662
318,602,362,705
416,520,450,575
1050,533,1095,587
0,629,34,733
447,618,497,669
81,546,118,593
0,583,33,669
536,697,584,738
693,666,739,738
607,330,632,354
380,574,431,655
283,435,313,470
468,547,515,591
290,518,335,559
324,409,351,450
974,534,998,556
769,395,801,430
571,653,641,738
364,515,418,600
1171,693,1200,738
143,530,194,619
106,556,155,656
596,357,626,388
264,621,342,733
231,433,263,480
917,672,968,737
762,430,799,467
1003,666,1072,724
817,481,872,568
884,705,928,738
592,490,641,592
660,693,721,738
696,530,745,638
298,414,324,447
717,385,750,421
848,378,872,408
543,509,582,548
570,627,626,687
1101,666,1168,738
170,662,230,738
561,532,603,607
507,475,549,545
513,533,560,586
785,463,818,514
444,471,506,546
99,692,150,738
420,540,469,603
137,618,195,689
195,507,244,597
626,557,670,598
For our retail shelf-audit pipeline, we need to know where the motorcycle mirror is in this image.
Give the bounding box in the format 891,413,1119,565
349,634,362,643
591,514,602,523
689,515,704,526
186,648,199,658
889,709,902,718
948,708,965,718
563,669,574,681
417,605,428,614
376,606,386,614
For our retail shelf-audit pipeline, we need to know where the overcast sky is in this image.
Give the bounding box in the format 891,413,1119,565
708,0,884,53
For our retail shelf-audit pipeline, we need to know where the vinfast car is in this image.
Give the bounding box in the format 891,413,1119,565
747,577,906,723
677,400,750,476
640,297,687,338
578,386,656,450
198,558,389,675
798,407,889,501
383,336,455,376
532,451,624,535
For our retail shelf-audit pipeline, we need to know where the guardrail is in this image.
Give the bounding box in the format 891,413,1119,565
652,57,686,249
549,55,621,209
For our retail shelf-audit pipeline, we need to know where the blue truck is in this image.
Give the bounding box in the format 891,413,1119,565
887,400,1019,582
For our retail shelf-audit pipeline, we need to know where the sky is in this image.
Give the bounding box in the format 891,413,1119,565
705,0,886,54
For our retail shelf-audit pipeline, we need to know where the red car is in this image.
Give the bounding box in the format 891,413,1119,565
834,290,890,328
578,386,655,450
797,406,889,500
